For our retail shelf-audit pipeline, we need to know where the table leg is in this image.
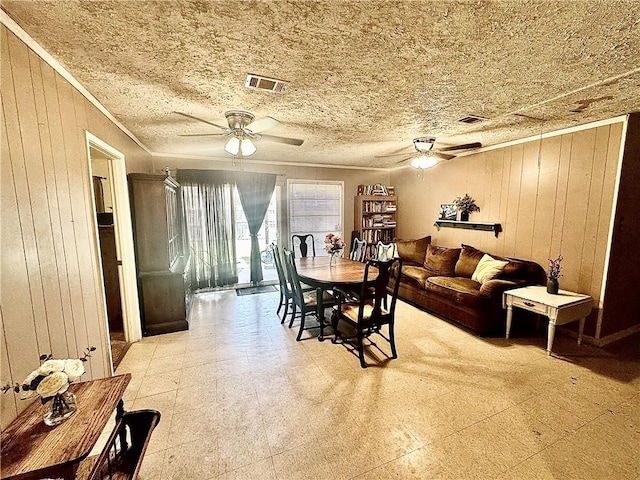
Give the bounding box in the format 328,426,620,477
317,286,326,341
578,317,585,345
505,305,513,339
547,321,556,356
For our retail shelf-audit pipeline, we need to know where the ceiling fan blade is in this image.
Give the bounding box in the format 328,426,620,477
432,152,456,160
394,155,415,164
259,133,304,146
178,133,228,137
248,116,281,133
437,142,482,152
174,111,228,130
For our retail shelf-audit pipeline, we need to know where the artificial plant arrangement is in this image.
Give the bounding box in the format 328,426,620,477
453,194,480,220
547,255,563,294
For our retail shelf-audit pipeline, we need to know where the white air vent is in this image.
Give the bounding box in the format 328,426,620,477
458,115,489,124
245,74,288,93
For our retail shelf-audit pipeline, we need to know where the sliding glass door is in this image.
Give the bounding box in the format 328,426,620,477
234,186,280,285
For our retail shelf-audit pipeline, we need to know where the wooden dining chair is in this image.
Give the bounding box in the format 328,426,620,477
349,237,368,262
271,242,292,324
283,249,337,341
331,258,403,368
291,234,315,258
375,241,397,261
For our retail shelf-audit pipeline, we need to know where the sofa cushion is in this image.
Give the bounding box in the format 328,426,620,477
500,259,528,279
423,245,461,276
401,265,433,288
427,276,482,296
472,254,509,283
395,236,431,265
454,244,485,277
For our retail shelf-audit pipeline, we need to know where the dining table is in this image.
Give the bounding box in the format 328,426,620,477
295,256,377,340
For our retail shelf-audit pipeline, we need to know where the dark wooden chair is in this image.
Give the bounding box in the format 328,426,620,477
331,258,403,368
349,237,368,262
375,241,397,261
271,242,292,324
283,249,337,341
291,234,315,258
80,409,161,480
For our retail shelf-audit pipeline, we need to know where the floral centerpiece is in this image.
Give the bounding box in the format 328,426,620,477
324,233,345,266
547,255,563,294
3,347,95,426
453,193,480,221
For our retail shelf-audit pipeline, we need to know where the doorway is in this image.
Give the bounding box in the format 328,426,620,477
234,186,280,286
86,133,141,372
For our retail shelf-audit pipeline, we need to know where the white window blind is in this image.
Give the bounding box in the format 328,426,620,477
288,180,343,256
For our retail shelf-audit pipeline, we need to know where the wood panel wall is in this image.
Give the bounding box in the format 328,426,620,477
1,25,152,428
390,121,623,338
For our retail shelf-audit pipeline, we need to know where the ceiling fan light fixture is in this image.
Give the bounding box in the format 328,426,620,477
224,137,241,155
411,154,438,169
240,138,256,156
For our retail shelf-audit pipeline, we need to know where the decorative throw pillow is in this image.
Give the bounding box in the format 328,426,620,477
394,236,431,265
454,244,486,277
471,254,509,284
423,244,461,276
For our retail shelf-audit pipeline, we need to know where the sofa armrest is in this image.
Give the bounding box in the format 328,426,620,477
479,279,524,297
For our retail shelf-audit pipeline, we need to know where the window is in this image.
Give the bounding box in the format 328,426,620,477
288,180,344,256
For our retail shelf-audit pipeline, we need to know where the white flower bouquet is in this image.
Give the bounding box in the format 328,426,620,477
3,347,95,401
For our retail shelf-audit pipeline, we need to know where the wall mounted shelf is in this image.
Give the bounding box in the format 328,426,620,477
434,220,503,238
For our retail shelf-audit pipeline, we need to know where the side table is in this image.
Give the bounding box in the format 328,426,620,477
502,285,593,355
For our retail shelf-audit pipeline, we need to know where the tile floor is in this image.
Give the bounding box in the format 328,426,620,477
115,290,640,480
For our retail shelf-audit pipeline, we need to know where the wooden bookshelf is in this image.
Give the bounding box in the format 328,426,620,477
354,195,397,250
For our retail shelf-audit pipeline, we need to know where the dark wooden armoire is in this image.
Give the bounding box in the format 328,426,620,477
128,173,191,335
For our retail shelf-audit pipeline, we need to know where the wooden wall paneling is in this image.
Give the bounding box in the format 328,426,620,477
548,133,573,259
0,310,18,429
530,135,562,265
0,76,40,419
577,126,610,297
26,49,70,357
72,88,110,374
54,76,91,370
497,147,512,255
590,122,623,303
503,144,524,258
39,62,79,357
56,76,103,378
5,30,51,355
516,140,541,259
560,129,597,292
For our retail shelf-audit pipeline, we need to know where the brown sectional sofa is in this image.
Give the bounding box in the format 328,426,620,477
390,236,546,334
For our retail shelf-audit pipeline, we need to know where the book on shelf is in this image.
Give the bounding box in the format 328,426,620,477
357,184,395,196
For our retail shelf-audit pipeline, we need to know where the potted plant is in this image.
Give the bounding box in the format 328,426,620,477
547,255,562,294
453,194,480,221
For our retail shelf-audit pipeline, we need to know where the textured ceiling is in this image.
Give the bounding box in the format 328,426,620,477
3,1,640,168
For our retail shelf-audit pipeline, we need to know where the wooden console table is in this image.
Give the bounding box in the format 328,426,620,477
1,374,131,480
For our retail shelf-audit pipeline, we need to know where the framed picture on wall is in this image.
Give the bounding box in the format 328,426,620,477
439,203,457,220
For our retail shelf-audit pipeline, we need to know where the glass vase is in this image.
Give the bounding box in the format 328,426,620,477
329,251,339,267
43,391,77,426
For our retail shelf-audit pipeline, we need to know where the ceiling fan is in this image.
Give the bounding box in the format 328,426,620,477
377,137,482,169
175,110,304,157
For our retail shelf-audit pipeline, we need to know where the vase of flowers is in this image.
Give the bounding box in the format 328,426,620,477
2,347,95,426
453,194,480,221
547,255,562,294
324,233,345,267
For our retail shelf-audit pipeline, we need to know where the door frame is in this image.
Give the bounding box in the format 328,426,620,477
85,132,142,345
